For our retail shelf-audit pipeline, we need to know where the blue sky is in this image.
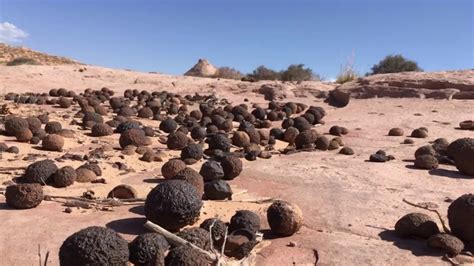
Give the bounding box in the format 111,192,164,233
1,0,472,79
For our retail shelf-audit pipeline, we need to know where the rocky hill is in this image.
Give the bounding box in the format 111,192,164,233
0,43,81,65
184,58,218,77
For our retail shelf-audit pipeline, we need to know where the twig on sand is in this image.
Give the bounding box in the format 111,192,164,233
44,195,146,210
0,166,26,172
402,198,451,233
44,251,49,266
215,197,278,204
144,221,218,263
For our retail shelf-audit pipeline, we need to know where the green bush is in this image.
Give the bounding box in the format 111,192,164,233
369,54,422,75
281,64,316,81
6,57,38,66
247,65,281,81
214,67,243,80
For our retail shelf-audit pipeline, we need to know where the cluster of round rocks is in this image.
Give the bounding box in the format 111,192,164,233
394,193,474,256
3,113,68,151
411,137,473,176
4,159,103,209
59,193,302,265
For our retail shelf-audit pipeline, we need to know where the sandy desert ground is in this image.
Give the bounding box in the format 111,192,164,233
0,65,473,265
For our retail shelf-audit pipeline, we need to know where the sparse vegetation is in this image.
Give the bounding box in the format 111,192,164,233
6,57,39,66
244,64,318,82
214,67,243,80
247,65,281,81
369,54,422,75
336,52,358,84
281,64,316,81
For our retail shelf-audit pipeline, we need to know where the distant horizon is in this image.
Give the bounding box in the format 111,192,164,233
1,0,472,79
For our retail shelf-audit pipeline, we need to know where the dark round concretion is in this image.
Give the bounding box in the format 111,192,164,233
5,116,29,136
221,155,243,180
394,212,440,239
91,123,113,136
26,117,42,132
176,227,211,250
78,163,102,176
159,118,177,133
24,159,58,184
200,218,227,244
42,134,65,152
208,134,231,152
144,180,202,232
5,183,43,209
15,128,33,142
200,160,224,181
167,131,189,150
411,128,428,138
164,245,208,266
190,126,207,141
329,126,343,136
427,233,464,256
128,233,170,266
448,194,474,243
315,136,330,151
267,200,303,236
115,121,141,133
414,154,438,169
295,130,318,149
119,128,150,148
415,145,437,158
59,226,129,266
388,128,404,136
369,153,389,162
224,229,258,259
45,121,62,134
180,144,204,162
204,179,233,200
53,166,77,187
447,138,474,176
171,167,204,196
229,210,261,233
161,159,187,179
339,147,354,155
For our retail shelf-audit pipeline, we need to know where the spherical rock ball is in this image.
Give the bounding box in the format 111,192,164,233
5,183,43,209
15,128,33,142
229,210,261,233
204,179,233,200
388,128,404,136
75,167,97,183
45,121,62,134
448,194,474,243
161,159,186,179
427,233,464,256
200,160,224,182
144,180,202,232
180,144,204,162
394,212,440,238
232,131,251,148
164,245,209,266
107,184,137,199
42,134,65,152
91,123,114,137
24,159,58,184
119,128,151,148
447,138,474,176
208,134,232,152
200,218,227,244
267,200,303,236
159,118,178,133
128,233,170,266
166,131,189,150
171,167,204,196
176,227,212,251
5,116,29,136
411,128,428,138
221,155,243,180
53,166,77,187
59,226,129,266
414,154,438,169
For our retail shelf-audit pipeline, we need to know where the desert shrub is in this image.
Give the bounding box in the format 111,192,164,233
369,54,422,75
214,67,243,80
336,53,358,84
247,65,281,81
281,64,316,81
6,57,39,66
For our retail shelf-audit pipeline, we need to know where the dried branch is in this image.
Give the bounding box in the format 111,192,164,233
144,221,218,263
402,198,450,233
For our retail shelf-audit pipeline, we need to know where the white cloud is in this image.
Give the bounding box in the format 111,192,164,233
0,22,28,43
